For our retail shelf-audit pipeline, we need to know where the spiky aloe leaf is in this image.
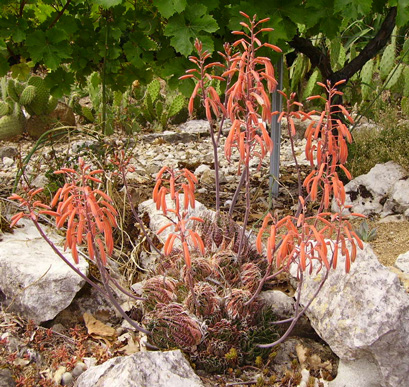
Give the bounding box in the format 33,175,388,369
291,55,308,92
44,95,59,115
402,65,409,97
81,105,94,122
380,44,396,81
401,96,409,117
147,79,161,103
168,94,185,117
386,63,403,90
144,93,155,121
113,90,123,108
402,38,409,65
147,303,203,349
302,68,320,101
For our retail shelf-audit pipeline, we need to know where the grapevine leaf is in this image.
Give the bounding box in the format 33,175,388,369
334,0,373,19
397,0,409,27
154,0,187,19
45,68,75,97
164,4,218,56
26,29,71,70
12,27,26,43
91,0,123,9
10,61,33,80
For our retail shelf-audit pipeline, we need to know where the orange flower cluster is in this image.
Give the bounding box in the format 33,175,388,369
10,158,118,266
223,12,280,172
258,82,364,274
153,166,204,269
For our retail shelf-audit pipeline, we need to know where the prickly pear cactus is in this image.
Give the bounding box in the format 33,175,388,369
380,44,396,81
19,85,36,106
147,79,161,103
168,94,185,117
0,77,26,140
26,76,51,116
0,101,25,140
361,59,374,100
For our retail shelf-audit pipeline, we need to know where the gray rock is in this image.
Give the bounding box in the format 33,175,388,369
0,368,15,387
329,358,382,387
387,179,409,213
395,251,409,273
142,131,197,144
294,244,409,387
258,290,294,319
2,157,14,167
0,146,17,159
336,162,407,216
0,219,88,323
72,362,87,378
61,372,74,386
74,350,204,387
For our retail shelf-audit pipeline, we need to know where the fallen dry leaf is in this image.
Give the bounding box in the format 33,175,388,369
83,312,117,338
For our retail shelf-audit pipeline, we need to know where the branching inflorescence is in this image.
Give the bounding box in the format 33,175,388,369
8,12,365,358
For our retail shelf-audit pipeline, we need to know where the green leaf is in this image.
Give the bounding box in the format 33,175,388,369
397,0,409,27
12,27,26,43
91,0,123,9
334,0,372,19
10,62,32,80
0,56,8,77
154,0,187,18
164,4,218,56
45,68,75,97
26,29,71,70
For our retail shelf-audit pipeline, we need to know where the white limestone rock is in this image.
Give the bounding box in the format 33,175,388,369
294,243,409,387
334,161,406,216
74,350,204,387
0,219,88,323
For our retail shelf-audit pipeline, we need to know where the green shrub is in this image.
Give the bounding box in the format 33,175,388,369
348,121,409,177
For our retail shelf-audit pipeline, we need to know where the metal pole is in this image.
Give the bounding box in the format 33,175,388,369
270,56,283,197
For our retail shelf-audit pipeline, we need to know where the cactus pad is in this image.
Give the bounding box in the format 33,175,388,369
380,44,395,81
0,114,24,140
19,85,36,105
168,94,185,117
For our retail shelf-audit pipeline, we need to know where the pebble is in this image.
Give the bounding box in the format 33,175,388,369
61,372,73,385
72,362,87,378
2,157,14,167
54,366,66,384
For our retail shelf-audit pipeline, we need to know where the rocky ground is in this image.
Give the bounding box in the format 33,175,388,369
1,120,409,386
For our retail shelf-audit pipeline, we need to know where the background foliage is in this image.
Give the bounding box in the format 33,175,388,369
1,1,408,99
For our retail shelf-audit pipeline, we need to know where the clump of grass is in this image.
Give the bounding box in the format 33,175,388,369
348,121,409,177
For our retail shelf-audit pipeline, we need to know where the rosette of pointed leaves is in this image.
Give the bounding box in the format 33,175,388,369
145,303,203,349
